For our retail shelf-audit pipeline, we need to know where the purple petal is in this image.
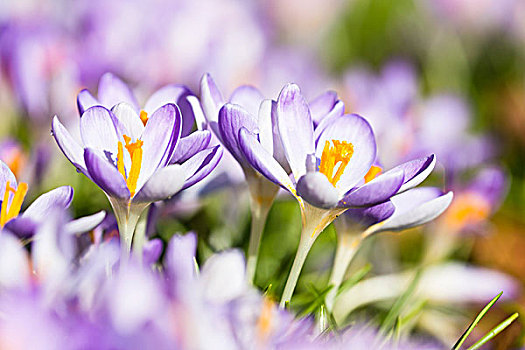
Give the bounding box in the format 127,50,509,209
22,186,73,222
111,103,144,141
97,73,139,110
165,232,197,284
317,114,377,193
229,85,264,118
4,217,37,239
343,200,395,228
277,83,315,181
200,73,224,123
144,84,196,136
0,161,17,199
466,166,508,210
239,128,295,192
77,89,100,115
137,104,182,190
181,146,223,190
143,238,163,266
313,100,345,141
309,91,338,126
393,154,436,193
133,164,186,203
372,189,454,234
218,103,258,166
65,210,106,235
80,106,120,161
84,148,130,199
170,130,212,164
52,116,87,173
258,99,288,170
297,172,339,209
340,168,404,207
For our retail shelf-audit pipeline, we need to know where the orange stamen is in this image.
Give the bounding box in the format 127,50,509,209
0,181,28,227
364,165,382,183
139,110,149,126
319,140,354,186
117,135,144,197
257,298,274,340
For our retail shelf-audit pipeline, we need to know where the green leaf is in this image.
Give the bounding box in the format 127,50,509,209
337,263,372,296
379,269,421,336
452,292,503,350
466,313,519,350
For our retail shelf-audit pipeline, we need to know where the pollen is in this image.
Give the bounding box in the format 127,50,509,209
364,165,382,183
319,140,354,186
139,110,149,126
116,134,143,197
0,181,28,227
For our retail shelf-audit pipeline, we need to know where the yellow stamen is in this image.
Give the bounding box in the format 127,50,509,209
139,110,149,126
0,181,28,227
364,165,382,183
117,134,144,198
444,192,490,230
319,140,354,186
257,298,274,340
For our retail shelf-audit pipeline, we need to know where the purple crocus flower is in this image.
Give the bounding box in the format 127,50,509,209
236,83,437,306
0,160,74,238
52,84,222,258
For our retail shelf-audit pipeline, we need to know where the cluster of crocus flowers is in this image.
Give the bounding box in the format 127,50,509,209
52,73,222,260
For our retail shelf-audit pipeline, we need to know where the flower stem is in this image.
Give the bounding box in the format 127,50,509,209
325,233,362,312
132,207,149,264
246,197,272,284
280,232,315,308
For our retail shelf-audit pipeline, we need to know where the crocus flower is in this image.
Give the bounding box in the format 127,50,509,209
0,160,74,238
237,83,436,306
52,98,221,260
326,187,453,311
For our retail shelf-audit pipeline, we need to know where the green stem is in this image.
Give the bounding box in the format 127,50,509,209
246,197,272,284
132,207,149,264
325,233,362,312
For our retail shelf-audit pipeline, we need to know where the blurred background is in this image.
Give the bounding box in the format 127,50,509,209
1,0,525,347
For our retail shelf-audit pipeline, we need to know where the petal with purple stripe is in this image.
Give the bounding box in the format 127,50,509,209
296,172,339,209
133,164,186,203
309,91,338,126
181,146,223,190
218,103,258,166
77,89,100,115
313,100,345,142
394,154,436,193
80,106,120,162
230,85,264,118
170,130,212,164
84,148,130,199
343,200,395,228
52,116,87,173
22,186,73,222
200,73,224,123
340,167,404,207
277,84,315,181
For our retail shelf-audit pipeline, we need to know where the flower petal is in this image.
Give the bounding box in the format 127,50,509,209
218,103,258,166
65,210,107,235
0,161,17,199
317,114,377,193
297,172,340,209
22,186,73,222
340,168,404,207
277,84,315,181
313,100,345,141
343,200,395,228
229,85,264,118
111,103,144,140
144,84,196,136
4,217,37,239
394,154,436,193
200,73,224,123
97,73,139,110
165,232,197,284
309,90,338,126
84,148,130,199
239,128,295,192
77,89,100,115
137,104,182,190
170,130,212,164
80,106,120,162
52,116,87,173
370,189,453,235
133,164,186,203
143,238,163,266
181,146,223,190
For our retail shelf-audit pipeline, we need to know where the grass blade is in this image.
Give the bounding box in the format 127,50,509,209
452,292,503,350
465,313,519,350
